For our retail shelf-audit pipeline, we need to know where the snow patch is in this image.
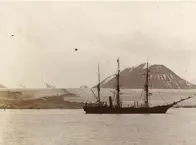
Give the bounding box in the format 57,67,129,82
157,75,160,80
128,67,134,72
169,74,174,79
168,75,172,81
166,81,172,89
186,82,192,86
164,81,170,89
45,83,56,88
162,74,167,80
156,67,159,72
175,82,181,89
160,75,164,81
143,63,152,69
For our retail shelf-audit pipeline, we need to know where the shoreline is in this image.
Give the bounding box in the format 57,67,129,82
0,106,195,109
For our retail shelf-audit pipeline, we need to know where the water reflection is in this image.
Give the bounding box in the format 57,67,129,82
0,109,196,145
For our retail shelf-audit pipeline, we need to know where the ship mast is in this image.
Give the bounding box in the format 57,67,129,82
97,63,101,103
116,58,121,108
144,61,149,107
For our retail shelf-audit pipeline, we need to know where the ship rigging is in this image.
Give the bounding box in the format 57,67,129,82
83,59,194,114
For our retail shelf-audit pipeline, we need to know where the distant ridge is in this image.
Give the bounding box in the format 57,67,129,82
44,82,56,88
80,85,89,88
93,63,196,89
0,84,6,88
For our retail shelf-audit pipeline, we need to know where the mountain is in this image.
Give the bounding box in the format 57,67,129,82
0,84,6,88
0,95,83,109
44,82,56,88
80,85,89,88
94,63,196,89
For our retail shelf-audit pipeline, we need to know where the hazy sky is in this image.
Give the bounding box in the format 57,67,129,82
0,1,196,88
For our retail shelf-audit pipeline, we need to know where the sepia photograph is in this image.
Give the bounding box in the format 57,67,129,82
0,0,196,144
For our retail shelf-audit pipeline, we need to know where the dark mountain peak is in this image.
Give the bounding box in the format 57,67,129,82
94,63,196,89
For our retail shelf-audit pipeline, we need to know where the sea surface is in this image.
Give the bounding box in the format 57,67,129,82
0,109,196,145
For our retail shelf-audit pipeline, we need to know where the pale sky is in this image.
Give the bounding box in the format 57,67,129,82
0,1,196,88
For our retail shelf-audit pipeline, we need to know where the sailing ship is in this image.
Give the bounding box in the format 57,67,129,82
83,59,193,114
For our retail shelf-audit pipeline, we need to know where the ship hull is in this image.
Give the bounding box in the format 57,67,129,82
83,105,171,114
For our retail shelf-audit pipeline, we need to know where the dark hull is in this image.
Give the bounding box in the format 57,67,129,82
83,105,171,114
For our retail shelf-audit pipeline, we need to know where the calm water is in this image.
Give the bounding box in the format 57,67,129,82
0,109,196,145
